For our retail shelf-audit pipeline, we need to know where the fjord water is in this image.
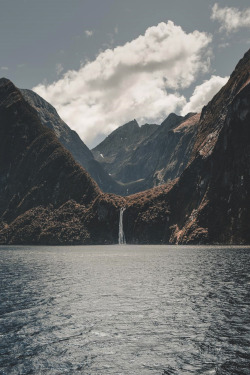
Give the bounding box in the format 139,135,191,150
0,246,249,375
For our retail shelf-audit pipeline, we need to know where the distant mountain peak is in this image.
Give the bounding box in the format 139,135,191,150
113,119,139,132
160,113,183,129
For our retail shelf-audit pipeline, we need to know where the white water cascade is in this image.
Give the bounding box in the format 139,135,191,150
118,208,126,245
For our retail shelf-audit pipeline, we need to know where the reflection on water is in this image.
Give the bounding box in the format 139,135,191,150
0,245,249,374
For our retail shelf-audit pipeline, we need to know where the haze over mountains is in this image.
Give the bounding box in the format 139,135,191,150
0,49,249,245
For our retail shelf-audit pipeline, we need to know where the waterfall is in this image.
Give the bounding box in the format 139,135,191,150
118,208,126,245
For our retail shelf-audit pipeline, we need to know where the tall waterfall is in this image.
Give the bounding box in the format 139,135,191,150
118,208,126,245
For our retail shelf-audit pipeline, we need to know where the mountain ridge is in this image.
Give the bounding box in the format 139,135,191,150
123,49,250,244
0,78,102,244
0,48,249,245
20,88,125,195
93,112,199,193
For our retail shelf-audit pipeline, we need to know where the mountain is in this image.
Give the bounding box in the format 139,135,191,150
0,49,249,245
0,78,100,244
92,120,158,194
20,89,124,195
92,113,199,194
0,78,128,245
20,90,200,196
92,119,158,176
123,49,250,244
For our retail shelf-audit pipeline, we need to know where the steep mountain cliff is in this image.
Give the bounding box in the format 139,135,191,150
123,49,250,244
0,79,101,244
92,119,158,177
93,113,199,193
0,49,249,245
21,89,124,195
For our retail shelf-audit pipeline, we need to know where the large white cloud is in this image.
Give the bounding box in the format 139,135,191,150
33,21,212,147
211,3,250,33
181,75,229,115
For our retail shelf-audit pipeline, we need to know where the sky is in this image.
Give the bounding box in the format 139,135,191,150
1,0,249,148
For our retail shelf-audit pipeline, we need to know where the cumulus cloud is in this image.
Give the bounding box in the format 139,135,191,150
85,30,93,37
33,21,212,147
181,75,229,115
211,3,250,33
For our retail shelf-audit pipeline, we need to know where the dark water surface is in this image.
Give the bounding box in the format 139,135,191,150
0,245,249,375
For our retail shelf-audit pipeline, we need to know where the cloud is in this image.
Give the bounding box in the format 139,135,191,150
56,63,63,76
33,21,212,148
218,42,229,49
181,75,229,115
85,30,94,37
211,3,250,33
1,66,8,71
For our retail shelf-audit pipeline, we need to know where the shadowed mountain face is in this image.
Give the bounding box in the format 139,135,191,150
21,89,124,195
0,79,102,244
0,79,127,245
0,49,249,245
92,119,158,179
92,113,199,194
124,49,250,244
20,90,201,196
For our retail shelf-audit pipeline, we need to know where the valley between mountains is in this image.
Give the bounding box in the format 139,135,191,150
0,49,249,245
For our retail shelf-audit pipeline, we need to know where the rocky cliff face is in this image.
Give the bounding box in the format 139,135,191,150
0,79,101,244
21,89,124,195
92,119,158,175
123,49,250,244
92,113,199,194
0,49,249,245
92,120,158,194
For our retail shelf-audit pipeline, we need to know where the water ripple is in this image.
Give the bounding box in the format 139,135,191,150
0,245,249,374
